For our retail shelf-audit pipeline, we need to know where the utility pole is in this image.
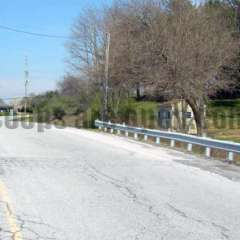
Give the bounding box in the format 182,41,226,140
103,32,111,121
24,56,29,115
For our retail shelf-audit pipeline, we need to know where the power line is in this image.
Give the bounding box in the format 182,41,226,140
0,24,70,39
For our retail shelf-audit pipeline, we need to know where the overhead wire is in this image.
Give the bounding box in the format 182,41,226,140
0,24,70,39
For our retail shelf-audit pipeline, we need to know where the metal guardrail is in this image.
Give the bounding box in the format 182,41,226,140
95,120,240,162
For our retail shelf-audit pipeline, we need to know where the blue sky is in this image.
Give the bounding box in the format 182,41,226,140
0,0,109,100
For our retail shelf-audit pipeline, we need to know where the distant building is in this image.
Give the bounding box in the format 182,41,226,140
0,104,13,113
158,100,197,135
10,98,24,112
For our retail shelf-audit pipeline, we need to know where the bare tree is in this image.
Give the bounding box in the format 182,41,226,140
66,0,239,134
66,8,106,86
58,75,83,97
146,0,238,135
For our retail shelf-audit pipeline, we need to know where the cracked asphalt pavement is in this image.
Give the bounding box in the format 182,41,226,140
0,121,240,240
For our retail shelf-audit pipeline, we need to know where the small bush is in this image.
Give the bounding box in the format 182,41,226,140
53,106,66,120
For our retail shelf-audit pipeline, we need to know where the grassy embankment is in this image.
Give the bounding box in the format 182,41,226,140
119,99,240,143
19,98,240,143
113,99,240,144
34,98,240,143
124,99,240,163
134,99,240,163
207,99,240,143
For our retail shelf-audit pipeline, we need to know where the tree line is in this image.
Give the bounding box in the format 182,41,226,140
30,0,240,135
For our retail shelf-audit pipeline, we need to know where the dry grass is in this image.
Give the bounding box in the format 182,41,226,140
207,129,240,143
207,99,240,143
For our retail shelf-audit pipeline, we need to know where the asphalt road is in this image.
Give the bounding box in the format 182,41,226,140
0,121,240,240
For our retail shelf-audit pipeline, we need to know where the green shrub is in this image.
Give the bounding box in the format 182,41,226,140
82,95,101,128
53,106,66,120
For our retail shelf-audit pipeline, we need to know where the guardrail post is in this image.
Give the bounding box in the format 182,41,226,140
170,140,175,147
205,147,211,158
187,143,193,152
144,135,148,141
134,133,138,140
125,131,129,137
117,129,121,135
104,127,107,132
156,137,160,144
228,152,234,162
110,128,114,134
98,126,102,130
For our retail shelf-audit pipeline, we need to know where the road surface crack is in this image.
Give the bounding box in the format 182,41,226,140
83,160,231,240
0,200,58,240
82,161,172,237
166,203,230,240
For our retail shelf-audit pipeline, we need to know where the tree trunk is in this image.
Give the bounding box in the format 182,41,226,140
136,83,141,100
186,99,206,136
